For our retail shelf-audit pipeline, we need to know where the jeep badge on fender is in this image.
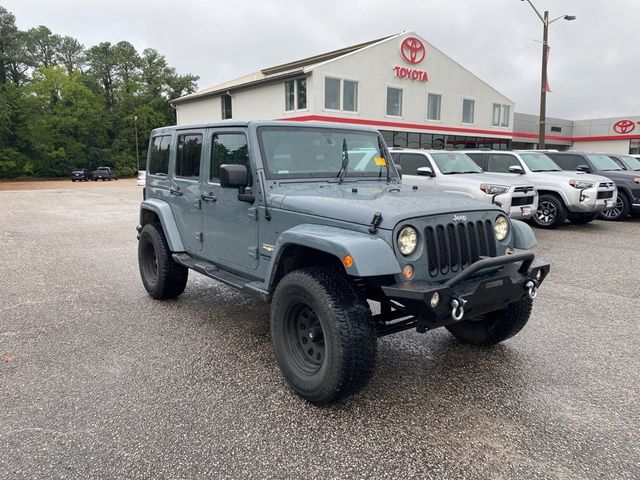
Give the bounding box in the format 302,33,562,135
136,121,550,405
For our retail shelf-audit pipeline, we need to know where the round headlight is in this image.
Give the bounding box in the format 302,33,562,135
494,215,510,241
397,226,418,256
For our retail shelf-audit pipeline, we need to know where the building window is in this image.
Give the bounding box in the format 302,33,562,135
221,94,232,120
324,77,358,112
343,80,357,112
175,134,202,179
211,133,249,181
324,77,341,110
427,93,441,121
386,87,403,117
285,77,307,111
492,103,510,127
462,99,475,124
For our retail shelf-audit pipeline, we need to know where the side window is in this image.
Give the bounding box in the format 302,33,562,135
487,153,519,173
149,135,171,175
398,153,430,175
554,154,582,170
175,134,202,178
211,132,249,181
466,152,486,170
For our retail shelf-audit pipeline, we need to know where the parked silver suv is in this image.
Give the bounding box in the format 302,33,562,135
390,149,537,219
464,150,617,228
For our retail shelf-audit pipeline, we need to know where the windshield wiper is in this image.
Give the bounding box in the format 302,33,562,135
378,136,391,184
337,138,349,185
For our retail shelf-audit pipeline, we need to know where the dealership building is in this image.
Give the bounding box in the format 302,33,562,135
172,32,640,155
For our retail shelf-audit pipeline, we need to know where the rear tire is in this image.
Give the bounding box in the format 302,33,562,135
138,223,188,299
532,194,567,228
446,297,532,346
270,267,377,405
599,192,630,221
567,212,596,224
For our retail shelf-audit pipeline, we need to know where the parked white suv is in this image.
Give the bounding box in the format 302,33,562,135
464,150,617,228
390,149,537,219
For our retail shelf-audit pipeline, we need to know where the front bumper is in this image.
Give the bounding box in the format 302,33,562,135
380,252,550,332
568,186,617,213
494,193,538,219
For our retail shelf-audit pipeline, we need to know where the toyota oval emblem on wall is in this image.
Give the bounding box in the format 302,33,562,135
400,37,426,65
613,119,635,134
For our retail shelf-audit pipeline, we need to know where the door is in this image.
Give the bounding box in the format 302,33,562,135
201,129,259,271
169,130,204,253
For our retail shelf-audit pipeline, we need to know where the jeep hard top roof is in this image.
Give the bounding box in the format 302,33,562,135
150,120,380,136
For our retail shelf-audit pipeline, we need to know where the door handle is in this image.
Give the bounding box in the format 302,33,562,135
170,187,183,196
201,192,217,202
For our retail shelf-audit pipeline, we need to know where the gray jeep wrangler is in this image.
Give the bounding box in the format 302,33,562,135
136,121,550,404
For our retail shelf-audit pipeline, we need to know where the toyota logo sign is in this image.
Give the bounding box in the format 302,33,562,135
400,37,426,64
613,119,636,134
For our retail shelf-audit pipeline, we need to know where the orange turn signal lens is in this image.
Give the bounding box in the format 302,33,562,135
342,255,354,268
402,265,414,279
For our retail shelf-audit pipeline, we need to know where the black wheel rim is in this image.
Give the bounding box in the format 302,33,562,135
141,239,158,285
536,200,557,225
284,303,325,375
601,197,623,218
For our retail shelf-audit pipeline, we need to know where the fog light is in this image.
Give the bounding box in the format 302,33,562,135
402,265,414,279
430,292,440,308
535,270,542,281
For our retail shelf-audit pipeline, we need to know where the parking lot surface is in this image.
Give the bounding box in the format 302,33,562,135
1,181,639,479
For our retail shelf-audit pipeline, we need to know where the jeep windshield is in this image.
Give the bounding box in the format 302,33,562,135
586,154,623,171
258,126,393,180
431,152,483,174
519,153,561,172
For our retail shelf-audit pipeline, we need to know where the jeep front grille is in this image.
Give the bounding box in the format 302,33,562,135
424,220,497,277
597,190,614,199
512,196,535,206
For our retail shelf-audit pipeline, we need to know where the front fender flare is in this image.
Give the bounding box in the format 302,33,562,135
266,224,401,288
511,219,537,249
140,199,185,252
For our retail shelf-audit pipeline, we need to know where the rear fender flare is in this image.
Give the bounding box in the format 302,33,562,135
139,199,184,252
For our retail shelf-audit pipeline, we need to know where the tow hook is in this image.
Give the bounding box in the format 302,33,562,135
451,297,467,321
525,280,539,300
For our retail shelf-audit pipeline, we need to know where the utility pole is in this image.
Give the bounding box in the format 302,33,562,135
134,115,140,173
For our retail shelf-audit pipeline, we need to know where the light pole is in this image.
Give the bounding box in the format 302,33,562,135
134,115,140,173
520,0,575,149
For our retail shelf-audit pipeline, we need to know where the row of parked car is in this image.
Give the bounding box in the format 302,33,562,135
70,166,118,182
390,148,640,227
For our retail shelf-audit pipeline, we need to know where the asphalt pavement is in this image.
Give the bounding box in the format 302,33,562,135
1,180,639,479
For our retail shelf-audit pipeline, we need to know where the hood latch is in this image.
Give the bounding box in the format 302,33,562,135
369,211,383,234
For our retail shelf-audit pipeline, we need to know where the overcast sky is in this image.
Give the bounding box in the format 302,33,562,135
4,0,639,120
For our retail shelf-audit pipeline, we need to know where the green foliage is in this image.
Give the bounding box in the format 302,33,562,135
0,5,199,179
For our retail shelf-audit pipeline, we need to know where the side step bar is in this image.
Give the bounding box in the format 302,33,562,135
172,253,270,301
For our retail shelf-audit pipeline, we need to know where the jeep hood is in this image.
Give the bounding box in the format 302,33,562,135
270,182,502,229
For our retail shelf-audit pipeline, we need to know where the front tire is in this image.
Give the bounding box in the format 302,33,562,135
270,267,377,405
446,297,532,346
599,192,630,221
532,194,567,228
138,223,188,299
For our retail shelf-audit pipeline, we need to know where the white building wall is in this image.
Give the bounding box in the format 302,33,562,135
176,97,220,125
572,139,630,154
310,32,514,134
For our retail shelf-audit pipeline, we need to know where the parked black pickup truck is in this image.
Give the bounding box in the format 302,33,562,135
92,167,118,181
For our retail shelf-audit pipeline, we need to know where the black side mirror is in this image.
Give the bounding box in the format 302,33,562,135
576,164,591,173
220,164,248,188
416,166,435,177
395,164,402,179
508,165,525,174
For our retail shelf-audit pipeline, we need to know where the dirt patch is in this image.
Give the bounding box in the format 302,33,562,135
0,178,137,191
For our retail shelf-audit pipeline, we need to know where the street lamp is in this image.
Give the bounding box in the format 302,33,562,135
521,0,576,149
134,115,140,173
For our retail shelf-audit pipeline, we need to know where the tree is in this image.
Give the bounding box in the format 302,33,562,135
25,25,61,68
85,41,117,108
57,36,84,73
